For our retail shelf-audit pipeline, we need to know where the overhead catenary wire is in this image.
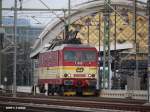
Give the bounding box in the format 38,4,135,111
38,0,65,23
2,0,147,26
31,16,42,24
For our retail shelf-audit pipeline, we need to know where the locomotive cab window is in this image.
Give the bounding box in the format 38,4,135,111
83,51,96,61
64,50,96,62
64,51,76,61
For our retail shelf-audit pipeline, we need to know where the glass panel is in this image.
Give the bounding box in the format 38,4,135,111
64,51,76,61
83,51,96,61
64,50,96,62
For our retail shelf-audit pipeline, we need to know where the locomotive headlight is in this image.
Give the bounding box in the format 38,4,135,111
92,74,95,77
88,74,91,77
64,74,68,77
64,74,71,77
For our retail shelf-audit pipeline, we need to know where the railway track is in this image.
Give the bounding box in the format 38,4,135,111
0,92,146,104
0,101,133,112
0,95,149,112
0,101,88,112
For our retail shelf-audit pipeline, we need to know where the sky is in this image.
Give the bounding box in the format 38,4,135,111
3,0,68,9
3,0,86,26
3,0,67,25
2,0,148,26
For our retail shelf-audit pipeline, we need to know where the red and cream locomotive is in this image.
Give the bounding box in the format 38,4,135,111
38,43,98,96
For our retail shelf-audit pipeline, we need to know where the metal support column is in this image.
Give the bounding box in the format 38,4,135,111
133,0,138,90
64,0,71,40
0,0,2,30
147,0,150,103
68,0,71,30
114,6,117,89
13,0,17,97
97,12,101,90
0,0,2,86
88,25,89,44
103,0,111,89
63,10,66,40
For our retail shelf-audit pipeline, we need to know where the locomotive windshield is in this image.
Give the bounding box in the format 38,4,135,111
64,50,96,62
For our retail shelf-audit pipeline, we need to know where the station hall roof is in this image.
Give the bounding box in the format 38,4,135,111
30,0,147,58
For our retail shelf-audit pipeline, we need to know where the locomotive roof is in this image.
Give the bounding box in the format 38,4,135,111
40,44,96,53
